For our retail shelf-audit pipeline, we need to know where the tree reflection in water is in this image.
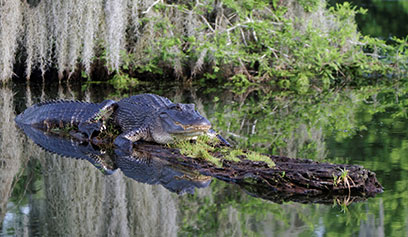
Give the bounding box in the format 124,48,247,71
0,87,25,234
17,124,212,195
1,80,398,236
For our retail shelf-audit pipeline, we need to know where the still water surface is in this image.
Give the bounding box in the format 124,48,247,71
0,1,407,236
330,0,408,38
0,77,407,236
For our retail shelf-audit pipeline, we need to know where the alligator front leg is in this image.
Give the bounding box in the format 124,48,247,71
78,99,118,139
114,127,150,152
207,129,231,147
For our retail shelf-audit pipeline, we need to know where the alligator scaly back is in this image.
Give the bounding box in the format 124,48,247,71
113,94,172,130
16,93,225,150
15,99,117,138
112,93,213,149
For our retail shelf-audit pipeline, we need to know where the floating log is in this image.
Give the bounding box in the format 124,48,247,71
17,123,383,204
133,143,383,204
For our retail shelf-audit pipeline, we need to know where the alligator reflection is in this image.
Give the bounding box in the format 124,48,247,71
17,123,381,204
18,124,211,194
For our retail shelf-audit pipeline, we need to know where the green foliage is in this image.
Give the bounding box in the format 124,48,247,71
176,82,408,236
49,124,76,135
324,90,408,236
108,72,139,90
92,1,406,96
298,0,321,12
207,83,408,159
10,159,43,205
227,74,255,94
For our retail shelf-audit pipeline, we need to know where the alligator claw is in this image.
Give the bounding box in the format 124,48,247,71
216,134,231,147
208,129,231,147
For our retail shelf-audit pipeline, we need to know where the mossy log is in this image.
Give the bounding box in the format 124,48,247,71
133,143,383,203
18,121,383,204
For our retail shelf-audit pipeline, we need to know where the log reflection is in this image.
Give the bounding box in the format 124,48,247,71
16,124,212,195
16,120,383,206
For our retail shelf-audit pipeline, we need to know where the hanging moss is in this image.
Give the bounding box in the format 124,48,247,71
0,0,406,93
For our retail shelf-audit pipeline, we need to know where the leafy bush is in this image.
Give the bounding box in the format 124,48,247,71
115,0,406,94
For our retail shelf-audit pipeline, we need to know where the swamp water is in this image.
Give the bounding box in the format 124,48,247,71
0,77,407,236
0,0,406,236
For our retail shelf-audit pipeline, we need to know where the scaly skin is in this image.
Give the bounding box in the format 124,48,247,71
17,122,211,193
15,99,117,138
113,94,212,150
16,94,227,151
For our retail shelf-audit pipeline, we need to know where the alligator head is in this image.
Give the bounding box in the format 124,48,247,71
152,103,211,143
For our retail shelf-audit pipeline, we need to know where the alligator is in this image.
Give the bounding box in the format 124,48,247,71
15,99,118,139
115,149,212,194
15,93,228,150
17,122,117,174
18,123,211,194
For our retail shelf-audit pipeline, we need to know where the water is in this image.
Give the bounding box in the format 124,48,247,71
0,76,407,236
0,1,407,235
329,0,408,38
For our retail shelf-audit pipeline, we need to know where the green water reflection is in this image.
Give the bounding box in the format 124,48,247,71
327,110,408,237
2,78,408,236
177,85,408,236
329,0,408,38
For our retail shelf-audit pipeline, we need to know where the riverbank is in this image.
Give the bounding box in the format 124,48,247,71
1,0,406,95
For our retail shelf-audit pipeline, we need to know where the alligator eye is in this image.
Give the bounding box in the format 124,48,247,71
170,104,182,111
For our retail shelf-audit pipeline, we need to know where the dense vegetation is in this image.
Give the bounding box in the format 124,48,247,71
0,0,406,95
1,0,406,162
2,1,408,236
108,0,407,95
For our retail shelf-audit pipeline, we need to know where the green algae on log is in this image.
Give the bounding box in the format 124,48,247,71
19,122,383,204
85,132,384,202
134,142,383,203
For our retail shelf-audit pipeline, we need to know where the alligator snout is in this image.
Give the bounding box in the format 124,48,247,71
174,118,211,131
195,118,211,131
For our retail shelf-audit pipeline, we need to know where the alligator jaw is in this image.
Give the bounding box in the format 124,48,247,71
171,131,207,140
173,121,211,133
169,123,212,141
